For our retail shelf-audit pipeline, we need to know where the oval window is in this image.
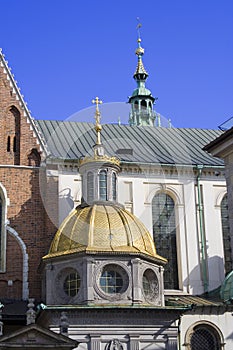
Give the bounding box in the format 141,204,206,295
99,264,128,294
63,271,81,297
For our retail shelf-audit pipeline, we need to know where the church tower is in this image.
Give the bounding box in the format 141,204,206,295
128,33,156,126
42,98,166,307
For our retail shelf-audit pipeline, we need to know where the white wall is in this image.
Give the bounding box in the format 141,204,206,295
57,166,227,295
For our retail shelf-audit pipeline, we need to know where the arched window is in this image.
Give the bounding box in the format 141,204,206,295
221,194,232,275
112,172,117,201
99,170,107,201
7,136,10,152
6,106,20,165
87,171,94,203
187,324,222,350
141,99,147,110
152,193,179,289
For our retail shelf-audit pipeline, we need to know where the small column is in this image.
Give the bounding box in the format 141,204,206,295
60,311,69,336
129,335,139,350
90,334,101,350
85,258,95,303
167,336,178,350
26,298,36,325
131,258,143,303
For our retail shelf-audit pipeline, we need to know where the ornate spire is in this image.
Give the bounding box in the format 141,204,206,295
79,97,120,166
92,96,103,145
79,97,120,205
134,20,148,80
134,38,148,79
128,22,156,127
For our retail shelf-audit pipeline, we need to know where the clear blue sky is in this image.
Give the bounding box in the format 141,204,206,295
1,0,232,128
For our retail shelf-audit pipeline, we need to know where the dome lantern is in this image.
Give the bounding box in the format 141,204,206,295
128,23,157,127
79,97,120,205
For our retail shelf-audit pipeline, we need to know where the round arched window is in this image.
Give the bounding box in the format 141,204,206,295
63,271,81,297
189,324,221,350
143,269,159,301
99,264,128,294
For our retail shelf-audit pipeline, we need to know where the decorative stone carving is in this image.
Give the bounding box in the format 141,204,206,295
26,298,36,325
106,339,123,350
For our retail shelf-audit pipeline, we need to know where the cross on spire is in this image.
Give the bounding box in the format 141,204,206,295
92,96,102,112
92,96,103,145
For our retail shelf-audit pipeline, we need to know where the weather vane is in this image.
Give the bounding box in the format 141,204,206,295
136,17,142,39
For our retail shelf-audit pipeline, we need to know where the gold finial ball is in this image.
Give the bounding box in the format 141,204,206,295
135,47,144,56
137,38,141,43
95,124,102,132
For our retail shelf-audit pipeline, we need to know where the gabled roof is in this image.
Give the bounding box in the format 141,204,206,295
203,126,233,158
35,119,224,167
0,49,47,154
0,323,77,349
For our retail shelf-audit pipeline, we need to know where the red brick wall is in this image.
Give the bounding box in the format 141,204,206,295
0,58,41,166
0,234,23,300
0,167,57,300
0,56,58,301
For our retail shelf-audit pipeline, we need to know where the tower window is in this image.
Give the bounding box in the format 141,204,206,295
141,99,147,109
152,193,179,289
99,170,107,201
221,194,232,275
112,172,117,201
87,172,94,203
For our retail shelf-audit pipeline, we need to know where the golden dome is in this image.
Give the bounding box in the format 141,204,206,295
43,203,166,263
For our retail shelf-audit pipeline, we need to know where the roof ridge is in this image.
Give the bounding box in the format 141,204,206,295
0,48,48,155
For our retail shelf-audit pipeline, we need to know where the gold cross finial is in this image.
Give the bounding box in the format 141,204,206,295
92,96,103,145
92,96,102,111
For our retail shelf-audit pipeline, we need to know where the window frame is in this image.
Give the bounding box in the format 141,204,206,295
220,194,232,275
87,171,94,203
152,192,179,290
99,170,107,201
185,321,224,350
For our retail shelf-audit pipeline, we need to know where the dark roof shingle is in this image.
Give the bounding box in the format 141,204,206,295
35,120,224,166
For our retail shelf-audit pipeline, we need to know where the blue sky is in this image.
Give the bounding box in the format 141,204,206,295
1,0,232,128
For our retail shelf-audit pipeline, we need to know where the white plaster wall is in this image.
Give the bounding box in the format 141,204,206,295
58,172,81,224
118,172,226,294
180,312,233,350
202,182,226,290
58,169,227,295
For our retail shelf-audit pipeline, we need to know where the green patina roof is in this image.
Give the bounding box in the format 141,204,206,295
131,86,152,97
220,270,233,303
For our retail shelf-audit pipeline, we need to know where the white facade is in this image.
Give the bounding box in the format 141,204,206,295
51,163,227,296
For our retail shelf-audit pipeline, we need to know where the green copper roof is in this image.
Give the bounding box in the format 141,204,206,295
220,270,233,303
35,120,224,167
131,86,152,97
